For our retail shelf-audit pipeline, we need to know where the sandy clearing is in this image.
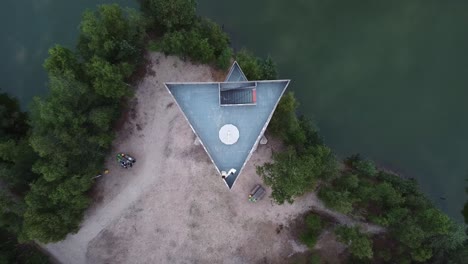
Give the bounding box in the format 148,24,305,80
44,53,382,264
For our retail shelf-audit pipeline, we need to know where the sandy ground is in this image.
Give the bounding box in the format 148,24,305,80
44,53,382,264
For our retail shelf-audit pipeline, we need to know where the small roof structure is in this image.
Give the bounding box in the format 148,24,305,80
165,62,289,189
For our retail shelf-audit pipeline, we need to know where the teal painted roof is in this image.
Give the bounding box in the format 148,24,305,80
225,61,248,82
165,62,289,189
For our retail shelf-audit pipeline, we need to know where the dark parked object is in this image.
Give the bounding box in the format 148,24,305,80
117,153,136,169
248,184,266,202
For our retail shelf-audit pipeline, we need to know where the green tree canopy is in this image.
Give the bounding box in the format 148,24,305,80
0,229,49,264
236,49,262,80
85,56,132,98
300,214,324,248
0,92,38,193
159,18,232,69
141,0,196,30
22,177,92,243
335,226,374,260
0,93,28,139
0,191,24,234
260,56,278,80
21,3,144,243
0,139,38,192
257,145,338,204
268,92,304,144
78,4,146,63
43,45,80,77
319,188,355,214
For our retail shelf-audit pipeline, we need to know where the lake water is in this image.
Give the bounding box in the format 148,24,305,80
1,0,467,221
0,0,135,105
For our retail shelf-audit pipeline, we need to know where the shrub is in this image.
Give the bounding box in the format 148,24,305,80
335,226,373,260
300,214,323,248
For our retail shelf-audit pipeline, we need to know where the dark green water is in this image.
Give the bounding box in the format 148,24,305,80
197,0,468,221
1,0,467,220
0,0,135,105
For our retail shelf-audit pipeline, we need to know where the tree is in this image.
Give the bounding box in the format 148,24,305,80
159,18,232,69
411,246,433,262
43,45,80,77
21,3,144,242
257,148,316,204
29,74,93,166
350,157,377,177
396,221,426,249
261,56,278,79
268,92,304,146
78,4,146,63
319,174,360,214
418,208,451,236
385,206,410,226
298,116,323,150
0,139,38,192
88,106,117,132
22,177,92,243
319,188,355,214
372,182,405,208
431,223,467,254
0,92,38,193
257,145,338,204
160,29,215,63
0,229,49,264
216,47,233,70
309,145,339,181
335,226,373,259
236,50,279,80
0,92,28,139
159,31,185,55
24,64,121,242
300,214,323,248
85,56,132,98
141,0,196,31
336,174,359,190
236,49,262,80
0,191,24,234
184,30,215,63
197,18,231,68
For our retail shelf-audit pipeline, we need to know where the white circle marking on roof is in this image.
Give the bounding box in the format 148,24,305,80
219,124,239,145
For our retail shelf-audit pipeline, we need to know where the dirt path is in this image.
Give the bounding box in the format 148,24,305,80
44,53,381,264
307,193,385,234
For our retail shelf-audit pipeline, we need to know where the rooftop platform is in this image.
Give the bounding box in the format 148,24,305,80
166,62,289,189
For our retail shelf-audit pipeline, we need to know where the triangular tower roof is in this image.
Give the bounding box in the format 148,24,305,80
165,62,289,189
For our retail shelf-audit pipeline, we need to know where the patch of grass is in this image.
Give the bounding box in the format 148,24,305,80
308,253,321,264
300,214,324,248
148,40,161,51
